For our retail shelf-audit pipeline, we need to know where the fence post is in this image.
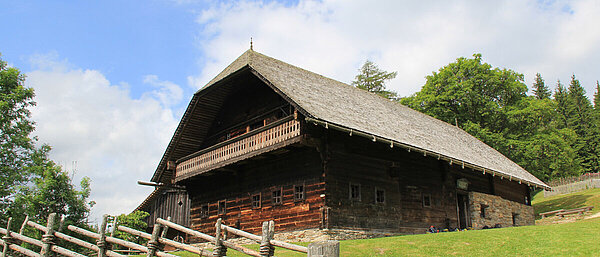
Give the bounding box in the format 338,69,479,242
259,221,275,257
307,240,339,257
146,223,162,257
213,218,227,257
1,217,13,257
19,215,29,234
97,214,109,257
40,213,57,257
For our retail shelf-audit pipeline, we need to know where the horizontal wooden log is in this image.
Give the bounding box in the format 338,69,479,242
0,237,41,257
219,224,308,253
26,220,124,257
117,226,212,256
67,225,177,257
0,227,85,257
156,218,261,257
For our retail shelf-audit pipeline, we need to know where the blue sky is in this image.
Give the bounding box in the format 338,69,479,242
2,0,599,223
3,1,200,101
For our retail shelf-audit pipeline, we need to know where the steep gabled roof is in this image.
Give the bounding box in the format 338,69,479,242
151,49,549,190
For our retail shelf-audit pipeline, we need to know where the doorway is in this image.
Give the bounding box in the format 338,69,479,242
457,193,470,229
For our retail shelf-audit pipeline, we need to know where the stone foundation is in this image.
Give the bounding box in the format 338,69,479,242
469,191,534,229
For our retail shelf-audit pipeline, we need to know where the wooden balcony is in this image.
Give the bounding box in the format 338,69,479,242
175,118,301,182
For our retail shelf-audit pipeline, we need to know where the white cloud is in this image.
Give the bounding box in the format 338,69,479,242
26,54,181,223
191,0,600,97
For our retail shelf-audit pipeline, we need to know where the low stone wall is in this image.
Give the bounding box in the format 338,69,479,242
469,191,534,229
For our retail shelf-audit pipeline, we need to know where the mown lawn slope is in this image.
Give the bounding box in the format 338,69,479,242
170,189,600,256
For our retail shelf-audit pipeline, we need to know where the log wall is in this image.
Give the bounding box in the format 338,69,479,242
185,147,325,236
320,129,531,233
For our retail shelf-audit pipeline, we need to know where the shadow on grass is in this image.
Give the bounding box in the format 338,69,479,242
533,194,593,218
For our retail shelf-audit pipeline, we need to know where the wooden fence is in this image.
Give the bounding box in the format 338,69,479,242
0,213,339,257
543,173,600,197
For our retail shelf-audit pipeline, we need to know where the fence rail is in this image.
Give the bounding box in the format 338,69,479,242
0,213,338,257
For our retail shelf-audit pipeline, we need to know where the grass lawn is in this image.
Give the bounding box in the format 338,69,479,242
532,188,600,218
158,189,600,256
165,217,600,257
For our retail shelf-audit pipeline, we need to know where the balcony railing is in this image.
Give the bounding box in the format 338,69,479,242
175,118,301,181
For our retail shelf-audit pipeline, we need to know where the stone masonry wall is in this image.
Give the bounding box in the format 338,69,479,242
469,191,534,229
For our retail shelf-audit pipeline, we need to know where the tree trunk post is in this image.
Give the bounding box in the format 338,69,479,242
146,223,162,257
212,218,227,257
1,217,13,257
259,221,275,257
97,214,109,257
40,213,57,257
307,240,339,257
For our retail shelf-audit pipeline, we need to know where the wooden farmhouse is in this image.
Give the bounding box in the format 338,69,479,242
136,49,550,241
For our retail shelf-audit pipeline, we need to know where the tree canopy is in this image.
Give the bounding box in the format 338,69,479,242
0,54,93,227
402,54,598,182
351,60,399,100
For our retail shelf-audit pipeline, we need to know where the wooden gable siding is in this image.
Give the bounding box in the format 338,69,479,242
143,190,191,229
202,74,291,149
185,147,325,236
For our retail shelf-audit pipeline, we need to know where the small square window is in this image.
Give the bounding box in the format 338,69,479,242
294,185,305,201
423,193,431,207
349,183,361,201
375,188,385,204
252,193,261,208
272,189,282,205
480,204,489,218
218,200,226,215
200,204,209,218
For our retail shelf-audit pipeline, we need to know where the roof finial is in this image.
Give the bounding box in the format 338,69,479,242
250,37,253,50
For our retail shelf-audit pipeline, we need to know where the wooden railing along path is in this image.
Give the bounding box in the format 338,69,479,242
176,118,301,181
0,213,339,257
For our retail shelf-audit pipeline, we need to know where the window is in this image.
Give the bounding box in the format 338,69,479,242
375,188,385,204
272,188,282,205
512,213,519,226
200,204,209,218
349,183,361,201
422,193,431,207
480,204,489,218
252,193,261,208
294,185,305,201
218,200,226,215
252,193,260,208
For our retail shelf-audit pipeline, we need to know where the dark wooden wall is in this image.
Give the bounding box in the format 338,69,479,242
143,190,191,229
202,75,290,148
184,147,325,236
317,128,530,233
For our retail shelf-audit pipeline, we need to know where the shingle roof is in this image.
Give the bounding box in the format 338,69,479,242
197,49,549,189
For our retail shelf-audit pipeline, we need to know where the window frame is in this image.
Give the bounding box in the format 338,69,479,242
218,200,227,215
375,187,386,204
251,193,261,209
422,193,432,208
200,203,209,218
294,184,305,201
272,188,283,205
349,183,361,201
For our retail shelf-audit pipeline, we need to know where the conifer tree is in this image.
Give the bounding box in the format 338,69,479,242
352,60,399,100
532,73,551,99
594,81,600,110
554,80,569,129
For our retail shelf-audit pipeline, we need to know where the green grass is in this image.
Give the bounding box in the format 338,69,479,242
158,189,600,256
532,188,600,218
164,218,600,256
